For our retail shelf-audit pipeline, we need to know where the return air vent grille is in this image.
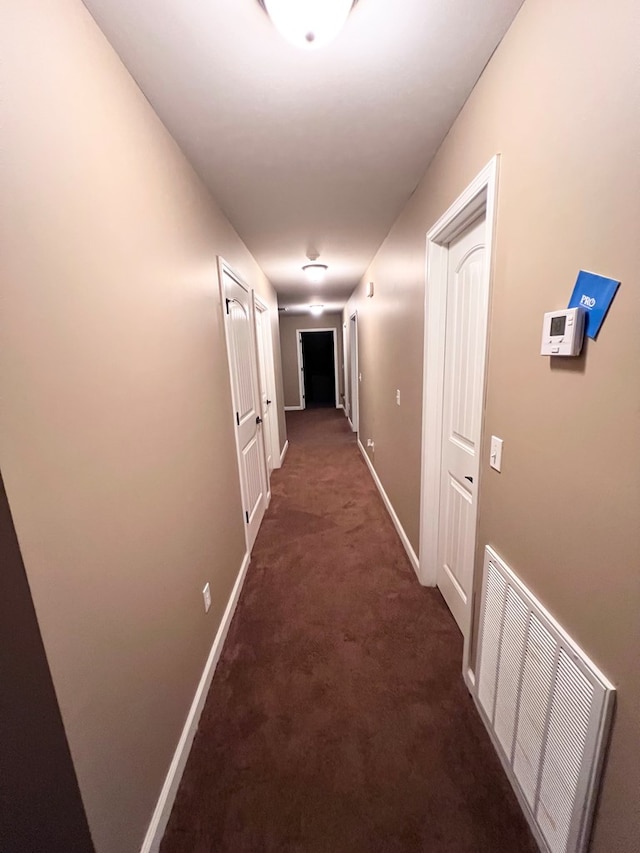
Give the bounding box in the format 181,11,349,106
476,547,615,853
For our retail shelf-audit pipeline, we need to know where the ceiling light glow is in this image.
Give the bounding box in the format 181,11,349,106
262,0,355,49
302,263,328,284
309,304,324,316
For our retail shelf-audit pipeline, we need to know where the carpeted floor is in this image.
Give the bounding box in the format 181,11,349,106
161,408,537,853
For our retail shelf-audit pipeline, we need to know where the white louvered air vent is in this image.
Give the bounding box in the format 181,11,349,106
476,547,615,853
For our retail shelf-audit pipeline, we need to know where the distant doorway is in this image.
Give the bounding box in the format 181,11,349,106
297,329,338,408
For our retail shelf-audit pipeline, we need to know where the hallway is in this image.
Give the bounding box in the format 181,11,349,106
161,409,536,852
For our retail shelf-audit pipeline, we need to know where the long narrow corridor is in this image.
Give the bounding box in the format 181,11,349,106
161,409,537,852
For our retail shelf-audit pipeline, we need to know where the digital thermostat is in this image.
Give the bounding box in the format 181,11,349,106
540,307,585,356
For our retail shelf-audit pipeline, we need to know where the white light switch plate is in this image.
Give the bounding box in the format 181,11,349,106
490,436,503,472
396,389,401,406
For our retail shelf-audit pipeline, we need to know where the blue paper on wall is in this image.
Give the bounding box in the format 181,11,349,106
568,270,620,339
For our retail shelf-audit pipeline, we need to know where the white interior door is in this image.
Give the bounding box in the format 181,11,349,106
254,301,274,482
436,214,487,633
220,264,267,551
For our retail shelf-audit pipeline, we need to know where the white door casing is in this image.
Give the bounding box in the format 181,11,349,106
253,297,275,484
419,156,499,686
342,321,348,413
219,260,268,551
349,312,358,433
437,213,486,632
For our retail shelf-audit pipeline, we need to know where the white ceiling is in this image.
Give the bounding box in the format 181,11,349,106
82,0,523,314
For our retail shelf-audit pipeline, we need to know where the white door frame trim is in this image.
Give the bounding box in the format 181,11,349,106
342,321,348,415
296,327,340,410
418,155,499,679
253,294,281,473
348,312,359,433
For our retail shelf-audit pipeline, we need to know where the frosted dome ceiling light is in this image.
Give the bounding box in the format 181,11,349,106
309,304,324,316
261,0,355,49
302,263,328,284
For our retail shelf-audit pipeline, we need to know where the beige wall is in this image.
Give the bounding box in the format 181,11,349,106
279,313,345,408
0,1,284,851
344,0,640,850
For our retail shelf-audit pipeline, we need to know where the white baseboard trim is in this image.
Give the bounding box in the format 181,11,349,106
464,667,476,693
279,440,289,467
284,405,304,411
357,440,420,579
140,550,251,853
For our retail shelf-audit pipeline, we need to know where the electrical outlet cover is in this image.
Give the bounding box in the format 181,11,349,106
202,582,212,613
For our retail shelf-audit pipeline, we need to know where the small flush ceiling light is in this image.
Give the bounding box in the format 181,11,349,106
309,304,324,316
302,263,328,284
261,0,356,49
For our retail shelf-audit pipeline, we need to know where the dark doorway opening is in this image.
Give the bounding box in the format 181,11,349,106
301,331,336,408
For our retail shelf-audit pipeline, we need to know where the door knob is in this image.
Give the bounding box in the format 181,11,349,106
266,399,272,405
256,416,263,425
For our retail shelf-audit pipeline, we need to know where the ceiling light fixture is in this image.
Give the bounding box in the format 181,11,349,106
302,263,328,284
260,0,356,49
309,304,324,316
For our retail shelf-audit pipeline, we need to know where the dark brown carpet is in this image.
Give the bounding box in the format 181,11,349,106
161,408,537,853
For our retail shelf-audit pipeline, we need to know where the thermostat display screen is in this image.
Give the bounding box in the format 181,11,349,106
541,307,585,356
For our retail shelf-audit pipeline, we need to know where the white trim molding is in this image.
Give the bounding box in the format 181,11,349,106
348,312,359,433
279,439,289,467
253,293,281,482
140,551,251,853
342,321,349,421
284,405,304,411
358,440,420,578
418,155,500,684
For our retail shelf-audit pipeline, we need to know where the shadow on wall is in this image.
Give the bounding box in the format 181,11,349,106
0,473,94,853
